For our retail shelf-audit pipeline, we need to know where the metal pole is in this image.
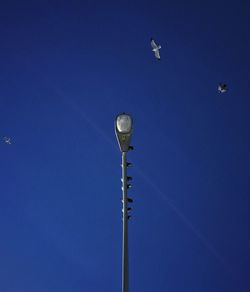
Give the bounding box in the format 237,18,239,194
122,151,129,292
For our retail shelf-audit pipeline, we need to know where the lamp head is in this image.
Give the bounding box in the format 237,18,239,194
115,113,133,152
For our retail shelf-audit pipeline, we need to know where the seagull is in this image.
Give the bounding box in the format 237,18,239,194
3,137,11,144
218,83,228,93
150,38,161,60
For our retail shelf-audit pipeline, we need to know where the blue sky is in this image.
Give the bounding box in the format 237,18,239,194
1,1,250,291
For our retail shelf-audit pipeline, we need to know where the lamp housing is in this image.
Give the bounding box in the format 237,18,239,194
115,113,133,152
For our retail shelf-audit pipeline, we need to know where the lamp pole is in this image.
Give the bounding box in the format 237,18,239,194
115,113,133,292
122,151,129,292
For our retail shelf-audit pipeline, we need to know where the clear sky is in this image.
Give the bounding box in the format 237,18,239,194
1,1,250,291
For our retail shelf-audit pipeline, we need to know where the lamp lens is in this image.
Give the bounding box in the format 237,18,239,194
116,115,132,133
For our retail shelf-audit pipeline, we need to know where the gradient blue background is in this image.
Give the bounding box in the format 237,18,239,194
1,1,250,291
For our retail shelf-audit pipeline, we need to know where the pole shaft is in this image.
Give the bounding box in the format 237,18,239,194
122,152,129,292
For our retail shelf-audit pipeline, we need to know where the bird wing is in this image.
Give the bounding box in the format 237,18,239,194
151,38,158,49
154,49,160,60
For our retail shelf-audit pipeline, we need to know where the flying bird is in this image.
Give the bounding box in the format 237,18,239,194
218,83,228,93
150,38,161,60
3,137,11,144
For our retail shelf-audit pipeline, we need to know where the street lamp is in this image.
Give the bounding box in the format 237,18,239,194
115,113,134,292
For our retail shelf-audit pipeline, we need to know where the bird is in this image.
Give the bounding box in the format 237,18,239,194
218,83,228,93
3,136,11,144
150,38,161,60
